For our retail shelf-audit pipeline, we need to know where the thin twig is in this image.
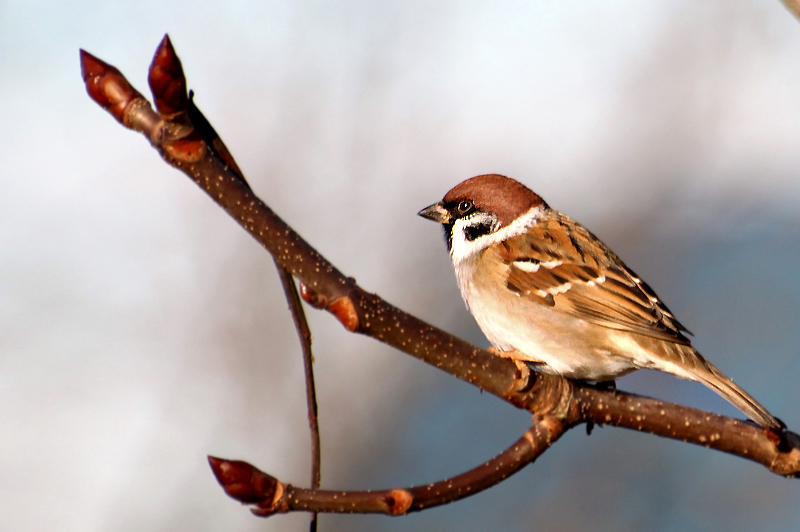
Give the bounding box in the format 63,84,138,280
276,262,321,531
208,418,567,516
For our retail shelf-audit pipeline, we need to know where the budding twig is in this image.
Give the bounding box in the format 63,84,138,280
209,419,566,516
276,263,322,531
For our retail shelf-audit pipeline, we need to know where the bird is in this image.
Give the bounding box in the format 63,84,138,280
418,174,781,430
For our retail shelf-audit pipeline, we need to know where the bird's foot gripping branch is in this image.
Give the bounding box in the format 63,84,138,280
80,35,799,520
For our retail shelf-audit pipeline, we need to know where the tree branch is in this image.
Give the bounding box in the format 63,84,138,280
79,34,799,519
573,386,800,476
276,263,322,531
208,417,567,516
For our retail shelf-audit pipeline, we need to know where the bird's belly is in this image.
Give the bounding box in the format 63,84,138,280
462,278,639,381
479,311,636,380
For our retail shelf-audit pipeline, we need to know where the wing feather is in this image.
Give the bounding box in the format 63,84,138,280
495,212,691,344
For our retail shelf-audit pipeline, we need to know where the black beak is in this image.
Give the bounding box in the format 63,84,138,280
417,203,451,224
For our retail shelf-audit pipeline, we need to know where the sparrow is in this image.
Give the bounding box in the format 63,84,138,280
419,174,781,429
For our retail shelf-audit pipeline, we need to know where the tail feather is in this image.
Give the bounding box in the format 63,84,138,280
690,353,782,430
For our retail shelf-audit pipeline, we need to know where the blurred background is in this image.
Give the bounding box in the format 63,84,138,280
2,1,800,530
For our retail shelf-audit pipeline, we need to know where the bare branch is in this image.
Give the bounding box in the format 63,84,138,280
276,263,322,531
573,386,800,476
79,44,524,402
208,417,567,516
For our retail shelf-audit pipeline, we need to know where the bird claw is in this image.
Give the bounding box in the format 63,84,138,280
487,348,536,392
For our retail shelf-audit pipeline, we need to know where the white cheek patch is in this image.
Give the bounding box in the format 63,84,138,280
450,205,546,266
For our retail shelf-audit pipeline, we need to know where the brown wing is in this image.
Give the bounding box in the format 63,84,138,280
494,212,692,345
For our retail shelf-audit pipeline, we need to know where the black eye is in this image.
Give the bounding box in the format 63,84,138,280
456,200,474,215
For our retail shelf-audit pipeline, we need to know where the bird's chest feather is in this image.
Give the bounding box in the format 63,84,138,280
453,250,544,349
452,248,638,379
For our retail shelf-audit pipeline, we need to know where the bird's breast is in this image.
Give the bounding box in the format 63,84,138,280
453,251,639,380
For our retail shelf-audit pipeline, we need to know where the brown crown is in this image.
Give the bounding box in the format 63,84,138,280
442,174,548,227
